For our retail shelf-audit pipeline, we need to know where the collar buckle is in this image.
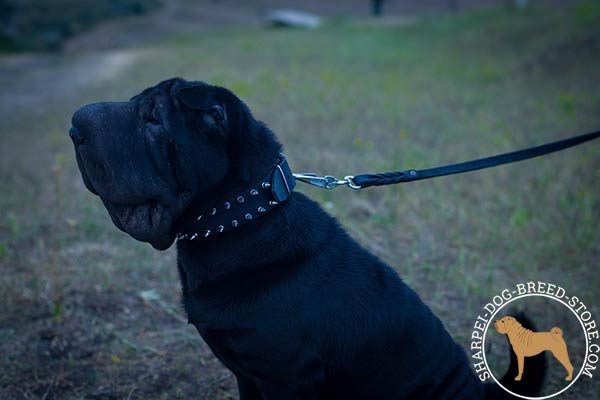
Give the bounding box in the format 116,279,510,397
271,156,296,202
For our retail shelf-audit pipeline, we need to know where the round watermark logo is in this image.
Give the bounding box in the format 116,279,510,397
470,281,598,399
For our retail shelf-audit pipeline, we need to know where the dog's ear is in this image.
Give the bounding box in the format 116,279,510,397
175,84,228,133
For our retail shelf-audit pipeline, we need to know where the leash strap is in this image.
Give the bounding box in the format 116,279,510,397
297,129,600,190
176,130,598,240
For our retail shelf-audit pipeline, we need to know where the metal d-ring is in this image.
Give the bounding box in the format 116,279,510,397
344,175,362,189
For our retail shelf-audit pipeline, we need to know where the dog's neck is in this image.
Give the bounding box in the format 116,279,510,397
173,108,291,238
173,113,329,290
175,189,336,294
507,322,525,335
506,322,536,345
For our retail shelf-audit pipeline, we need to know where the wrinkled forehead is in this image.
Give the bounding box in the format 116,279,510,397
129,78,182,103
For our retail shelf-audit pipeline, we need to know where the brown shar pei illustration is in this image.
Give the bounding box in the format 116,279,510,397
494,316,574,381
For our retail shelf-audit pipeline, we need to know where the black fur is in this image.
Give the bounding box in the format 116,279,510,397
69,78,544,399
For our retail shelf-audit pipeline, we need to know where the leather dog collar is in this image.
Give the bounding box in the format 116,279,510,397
176,155,296,241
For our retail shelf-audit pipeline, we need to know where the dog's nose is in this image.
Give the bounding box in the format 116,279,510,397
70,103,105,148
69,127,85,146
71,102,103,129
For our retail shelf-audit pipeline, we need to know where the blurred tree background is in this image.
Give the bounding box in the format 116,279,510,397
0,0,161,51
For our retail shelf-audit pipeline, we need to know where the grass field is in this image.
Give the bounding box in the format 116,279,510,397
1,2,599,399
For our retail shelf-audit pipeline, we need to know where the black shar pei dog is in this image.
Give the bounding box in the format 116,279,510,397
69,78,545,399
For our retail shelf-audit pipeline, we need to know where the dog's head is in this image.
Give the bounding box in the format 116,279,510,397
494,316,519,335
69,78,281,250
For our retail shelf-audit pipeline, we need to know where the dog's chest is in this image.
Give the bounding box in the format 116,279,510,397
182,291,261,373
192,323,257,377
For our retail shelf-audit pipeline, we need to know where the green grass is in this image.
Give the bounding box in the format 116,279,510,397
1,2,599,399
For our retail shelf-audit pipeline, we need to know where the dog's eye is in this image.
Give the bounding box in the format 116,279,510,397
145,104,162,126
210,105,225,122
147,115,161,126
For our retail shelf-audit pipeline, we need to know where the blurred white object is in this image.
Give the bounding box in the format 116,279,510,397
139,289,160,301
266,9,322,29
